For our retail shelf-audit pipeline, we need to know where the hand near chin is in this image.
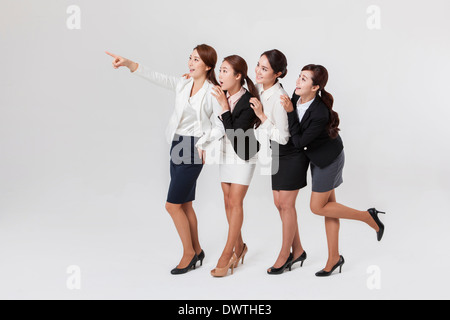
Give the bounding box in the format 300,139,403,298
211,86,230,111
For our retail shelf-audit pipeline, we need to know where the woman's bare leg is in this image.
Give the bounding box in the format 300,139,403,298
181,201,202,255
215,183,249,268
322,190,341,271
271,189,304,269
311,189,380,271
221,183,244,255
310,191,379,231
165,202,196,268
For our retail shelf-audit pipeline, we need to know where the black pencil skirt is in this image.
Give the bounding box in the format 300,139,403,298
167,134,204,204
271,141,310,191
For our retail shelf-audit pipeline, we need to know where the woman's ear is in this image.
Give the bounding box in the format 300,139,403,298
312,85,320,93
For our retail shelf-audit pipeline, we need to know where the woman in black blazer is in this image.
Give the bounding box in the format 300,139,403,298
281,64,386,277
209,55,261,277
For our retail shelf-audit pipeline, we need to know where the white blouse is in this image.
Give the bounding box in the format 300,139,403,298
255,81,290,145
296,96,315,123
175,91,204,137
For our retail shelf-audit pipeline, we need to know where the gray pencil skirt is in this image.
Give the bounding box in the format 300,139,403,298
311,150,345,193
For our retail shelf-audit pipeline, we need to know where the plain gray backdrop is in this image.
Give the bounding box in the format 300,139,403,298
1,0,449,299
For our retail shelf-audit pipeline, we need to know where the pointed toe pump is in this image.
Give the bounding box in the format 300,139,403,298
315,256,345,277
368,208,386,241
267,253,293,275
171,254,199,275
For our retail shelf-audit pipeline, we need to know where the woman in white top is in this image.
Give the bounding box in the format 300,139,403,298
106,44,225,275
250,50,309,274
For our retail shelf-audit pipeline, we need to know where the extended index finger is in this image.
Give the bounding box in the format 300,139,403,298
105,51,118,58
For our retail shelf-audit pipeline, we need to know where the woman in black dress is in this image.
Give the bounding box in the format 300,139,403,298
250,50,309,275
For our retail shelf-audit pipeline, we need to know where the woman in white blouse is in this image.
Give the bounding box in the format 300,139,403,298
250,50,309,275
106,45,225,275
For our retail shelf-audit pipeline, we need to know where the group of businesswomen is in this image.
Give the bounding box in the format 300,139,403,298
106,44,386,278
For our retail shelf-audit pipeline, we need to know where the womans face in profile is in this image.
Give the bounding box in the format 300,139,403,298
188,49,211,80
218,60,241,92
255,54,280,87
295,70,319,97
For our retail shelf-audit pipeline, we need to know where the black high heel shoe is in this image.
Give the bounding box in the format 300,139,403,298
315,256,345,277
267,253,293,275
288,251,307,271
197,250,205,267
171,254,199,275
368,208,386,241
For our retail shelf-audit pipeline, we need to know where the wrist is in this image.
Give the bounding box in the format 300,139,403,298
220,101,230,111
259,114,268,123
129,61,139,73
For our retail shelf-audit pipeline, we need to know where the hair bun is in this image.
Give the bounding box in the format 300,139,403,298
261,49,288,80
279,69,288,79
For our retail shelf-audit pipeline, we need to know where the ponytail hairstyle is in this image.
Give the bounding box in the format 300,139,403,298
194,44,219,86
302,64,340,139
261,49,288,87
223,55,262,128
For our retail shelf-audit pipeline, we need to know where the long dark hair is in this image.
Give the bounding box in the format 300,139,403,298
302,64,340,139
194,44,219,86
223,55,261,128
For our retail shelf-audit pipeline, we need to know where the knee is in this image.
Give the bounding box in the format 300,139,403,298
274,200,282,212
278,201,294,213
181,202,192,212
310,203,324,216
165,202,181,215
228,197,243,211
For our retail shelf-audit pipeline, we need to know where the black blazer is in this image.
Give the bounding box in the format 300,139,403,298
219,90,261,161
287,93,344,168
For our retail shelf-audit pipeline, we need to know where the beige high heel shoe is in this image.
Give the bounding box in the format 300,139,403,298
211,253,238,277
234,243,248,268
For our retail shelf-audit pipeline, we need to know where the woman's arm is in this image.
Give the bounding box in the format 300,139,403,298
106,51,181,91
106,51,139,72
281,95,328,148
251,97,290,145
222,109,259,161
132,64,182,91
221,107,257,131
195,88,226,151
